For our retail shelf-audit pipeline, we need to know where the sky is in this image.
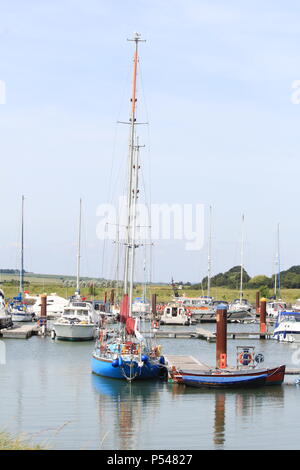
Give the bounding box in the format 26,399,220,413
0,0,300,283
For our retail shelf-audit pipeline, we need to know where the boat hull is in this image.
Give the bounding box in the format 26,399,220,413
11,313,33,322
0,315,13,328
180,373,267,389
53,323,96,341
91,355,164,380
189,310,255,323
173,365,285,388
273,328,300,343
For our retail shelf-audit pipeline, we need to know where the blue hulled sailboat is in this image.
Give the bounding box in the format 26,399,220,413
91,33,165,381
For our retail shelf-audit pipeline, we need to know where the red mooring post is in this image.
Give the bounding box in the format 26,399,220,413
104,291,107,303
216,304,227,369
260,297,267,336
110,289,115,305
256,291,260,315
40,294,47,335
152,293,157,319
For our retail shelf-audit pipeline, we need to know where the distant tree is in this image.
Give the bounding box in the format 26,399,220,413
248,275,273,289
259,285,270,298
281,272,300,288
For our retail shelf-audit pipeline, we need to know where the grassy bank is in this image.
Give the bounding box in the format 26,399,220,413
0,431,43,450
1,278,300,305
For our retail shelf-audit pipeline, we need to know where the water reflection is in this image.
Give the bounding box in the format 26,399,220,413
92,375,162,450
219,387,285,448
162,383,285,449
214,393,225,446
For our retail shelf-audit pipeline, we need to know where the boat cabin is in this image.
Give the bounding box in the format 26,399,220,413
160,304,191,325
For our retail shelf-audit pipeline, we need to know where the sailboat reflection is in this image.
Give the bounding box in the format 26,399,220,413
92,375,162,449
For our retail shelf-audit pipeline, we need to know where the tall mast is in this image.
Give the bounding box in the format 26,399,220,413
277,223,281,298
124,33,145,295
128,138,141,316
76,198,82,294
207,205,212,297
239,213,245,303
115,220,120,303
20,195,24,294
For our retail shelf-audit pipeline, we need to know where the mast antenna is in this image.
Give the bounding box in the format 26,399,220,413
239,213,245,303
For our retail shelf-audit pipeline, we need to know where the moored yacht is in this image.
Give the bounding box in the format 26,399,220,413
52,297,99,340
266,300,287,318
229,298,253,313
91,34,166,381
132,297,151,316
52,199,100,341
0,290,12,328
10,196,33,323
159,303,192,326
26,293,68,319
273,311,300,342
8,294,33,322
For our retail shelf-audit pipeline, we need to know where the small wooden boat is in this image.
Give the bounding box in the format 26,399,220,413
175,372,267,388
171,365,285,389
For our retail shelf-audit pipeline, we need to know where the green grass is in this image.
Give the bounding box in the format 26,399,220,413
1,274,300,305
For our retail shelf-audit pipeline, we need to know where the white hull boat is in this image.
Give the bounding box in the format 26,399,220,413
52,298,100,341
11,311,33,322
160,304,192,326
26,293,68,319
132,298,151,315
273,311,300,342
266,300,287,318
52,321,96,341
0,292,12,328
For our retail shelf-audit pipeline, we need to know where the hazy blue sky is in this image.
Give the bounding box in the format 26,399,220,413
0,0,300,283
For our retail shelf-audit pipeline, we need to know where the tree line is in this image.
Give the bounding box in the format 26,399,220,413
190,265,300,289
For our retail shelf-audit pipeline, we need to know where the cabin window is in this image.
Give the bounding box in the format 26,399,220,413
172,308,177,317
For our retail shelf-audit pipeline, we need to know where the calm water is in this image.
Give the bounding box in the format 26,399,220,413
1,323,300,450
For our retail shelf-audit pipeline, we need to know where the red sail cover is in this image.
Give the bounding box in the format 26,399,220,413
119,294,136,335
120,294,129,324
125,317,136,336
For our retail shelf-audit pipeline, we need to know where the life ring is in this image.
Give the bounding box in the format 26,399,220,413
152,320,159,329
239,352,253,366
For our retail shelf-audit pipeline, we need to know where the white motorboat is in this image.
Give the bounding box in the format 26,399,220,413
273,311,300,342
159,303,192,326
52,298,99,341
291,299,300,312
0,290,12,328
132,297,151,315
26,293,68,319
266,300,287,318
175,296,215,321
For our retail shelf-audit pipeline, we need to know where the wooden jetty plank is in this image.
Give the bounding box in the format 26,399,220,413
1,324,39,339
196,327,216,342
285,369,300,375
165,355,211,371
196,327,273,341
154,330,199,339
153,328,273,341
